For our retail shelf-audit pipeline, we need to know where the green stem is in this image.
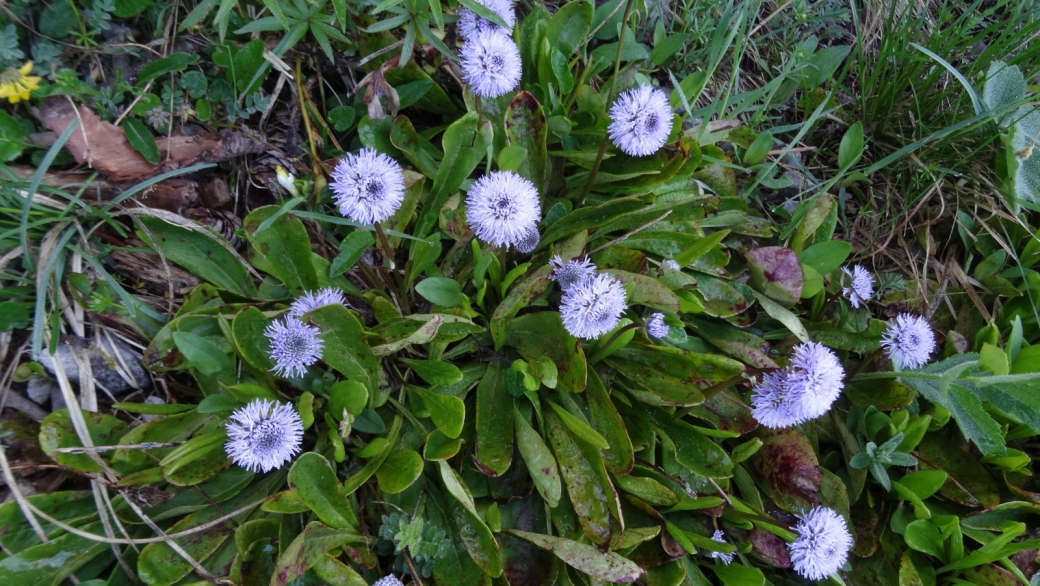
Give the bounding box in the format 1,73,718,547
589,322,642,365
374,221,409,312
850,371,941,382
579,0,636,205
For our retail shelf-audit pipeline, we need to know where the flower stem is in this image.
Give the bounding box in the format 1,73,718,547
589,322,642,364
579,0,636,205
850,371,941,382
373,221,408,311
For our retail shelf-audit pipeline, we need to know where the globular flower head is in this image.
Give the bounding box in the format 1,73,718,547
460,29,522,98
288,287,347,319
330,148,406,225
608,85,674,157
466,171,541,248
662,259,681,271
784,342,845,421
841,265,874,309
457,0,515,39
516,226,540,255
788,507,852,581
751,370,805,429
646,312,670,339
224,399,304,473
882,313,936,370
372,576,405,586
708,530,734,565
549,255,597,292
560,273,628,340
264,317,324,379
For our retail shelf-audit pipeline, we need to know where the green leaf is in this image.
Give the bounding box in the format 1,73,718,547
328,380,368,418
504,91,548,190
983,61,1026,116
415,277,462,307
798,240,852,275
412,386,465,439
172,331,233,377
513,408,562,507
631,400,732,478
308,305,380,398
497,145,528,173
540,198,645,249
122,117,160,165
506,529,642,583
585,368,634,474
504,312,587,393
743,131,773,166
0,301,28,331
402,358,463,385
39,409,128,474
270,522,365,586
475,362,514,475
544,411,614,546
746,246,803,306
231,306,274,371
421,112,492,236
0,522,108,584
289,453,359,528
546,0,593,57
135,52,200,87
330,230,375,276
376,450,424,493
136,216,256,296
546,400,609,449
838,122,865,168
243,205,319,295
754,291,810,343
0,111,27,163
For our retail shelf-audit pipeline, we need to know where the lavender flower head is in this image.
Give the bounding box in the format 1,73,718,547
560,273,628,340
460,29,522,98
330,149,405,225
288,287,347,319
708,530,734,565
372,576,405,586
516,226,540,255
457,0,515,40
549,255,596,292
661,259,681,271
841,264,874,309
750,370,804,429
881,313,935,370
224,399,304,473
784,342,845,421
646,312,670,339
788,507,852,581
466,171,541,248
608,85,674,157
264,317,324,378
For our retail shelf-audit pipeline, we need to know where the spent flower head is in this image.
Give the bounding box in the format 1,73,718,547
516,226,540,255
264,317,324,379
661,259,681,271
288,287,347,319
466,171,541,249
788,507,853,581
646,312,670,339
708,530,734,565
224,399,304,473
608,85,674,157
549,255,596,292
841,265,874,309
460,29,522,98
457,0,515,39
881,313,936,370
330,148,406,225
560,273,628,340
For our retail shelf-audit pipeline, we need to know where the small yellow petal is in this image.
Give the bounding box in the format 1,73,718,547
18,62,34,76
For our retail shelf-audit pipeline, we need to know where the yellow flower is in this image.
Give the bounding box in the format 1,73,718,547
0,62,42,104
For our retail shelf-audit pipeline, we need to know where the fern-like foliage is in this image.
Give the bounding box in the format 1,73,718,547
378,513,451,577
